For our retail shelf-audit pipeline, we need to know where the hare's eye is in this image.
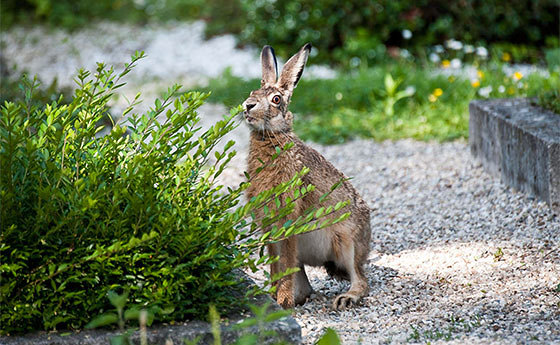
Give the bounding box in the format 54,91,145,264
271,95,281,104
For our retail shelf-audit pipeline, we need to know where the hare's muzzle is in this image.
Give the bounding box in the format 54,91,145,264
242,101,257,123
244,113,256,123
244,103,256,112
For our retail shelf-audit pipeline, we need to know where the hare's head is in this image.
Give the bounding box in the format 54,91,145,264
242,43,311,133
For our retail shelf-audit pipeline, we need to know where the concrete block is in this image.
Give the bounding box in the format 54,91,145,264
469,98,560,212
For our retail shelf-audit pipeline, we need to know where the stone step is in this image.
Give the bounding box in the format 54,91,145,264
469,98,559,212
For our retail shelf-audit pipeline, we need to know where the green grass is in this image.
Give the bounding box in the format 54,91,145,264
408,315,482,343
200,63,559,144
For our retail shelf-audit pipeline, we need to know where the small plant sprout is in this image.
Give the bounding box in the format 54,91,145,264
380,73,415,117
85,290,158,345
493,247,504,261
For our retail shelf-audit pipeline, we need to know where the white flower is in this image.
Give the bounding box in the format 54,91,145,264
498,85,506,93
335,92,343,100
402,29,412,40
464,45,475,54
400,49,411,58
350,56,361,67
478,86,493,98
404,86,416,96
429,52,440,63
285,17,296,29
476,46,488,58
446,39,463,50
434,45,444,53
450,58,461,68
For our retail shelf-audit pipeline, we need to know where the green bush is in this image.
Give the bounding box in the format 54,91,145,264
4,1,557,66
0,74,72,109
205,0,559,66
536,90,560,114
0,53,347,334
0,0,205,29
545,48,560,71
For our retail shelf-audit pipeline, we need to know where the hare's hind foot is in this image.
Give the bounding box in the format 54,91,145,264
332,274,368,310
331,238,369,310
332,264,368,310
333,292,360,310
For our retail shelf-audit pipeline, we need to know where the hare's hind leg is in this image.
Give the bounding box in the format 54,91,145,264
332,231,369,310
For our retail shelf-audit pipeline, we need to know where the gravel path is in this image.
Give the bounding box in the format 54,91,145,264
3,22,559,345
282,139,559,345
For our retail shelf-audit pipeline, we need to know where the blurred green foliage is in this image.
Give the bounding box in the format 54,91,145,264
201,64,559,144
214,0,559,66
2,0,558,65
86,295,341,345
0,57,73,107
0,0,205,29
536,90,560,114
545,48,560,70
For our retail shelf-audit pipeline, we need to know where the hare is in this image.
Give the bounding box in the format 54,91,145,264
243,44,371,310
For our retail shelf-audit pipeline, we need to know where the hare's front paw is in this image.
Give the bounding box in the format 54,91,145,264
274,272,296,308
332,293,360,310
277,293,295,309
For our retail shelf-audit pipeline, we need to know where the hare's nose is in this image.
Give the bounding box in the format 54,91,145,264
245,103,256,112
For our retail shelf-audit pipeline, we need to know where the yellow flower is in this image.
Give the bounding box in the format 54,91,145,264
429,94,437,102
502,52,511,62
477,70,484,79
471,79,480,88
441,60,450,68
332,116,342,126
513,71,523,81
433,88,443,97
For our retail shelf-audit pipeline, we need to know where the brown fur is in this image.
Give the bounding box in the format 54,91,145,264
244,44,371,310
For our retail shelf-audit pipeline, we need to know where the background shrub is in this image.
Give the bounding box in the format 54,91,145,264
536,90,560,114
207,0,559,66
3,1,557,65
0,0,205,29
0,53,346,334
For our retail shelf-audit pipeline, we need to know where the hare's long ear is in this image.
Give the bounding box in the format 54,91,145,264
261,45,278,86
278,43,311,94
